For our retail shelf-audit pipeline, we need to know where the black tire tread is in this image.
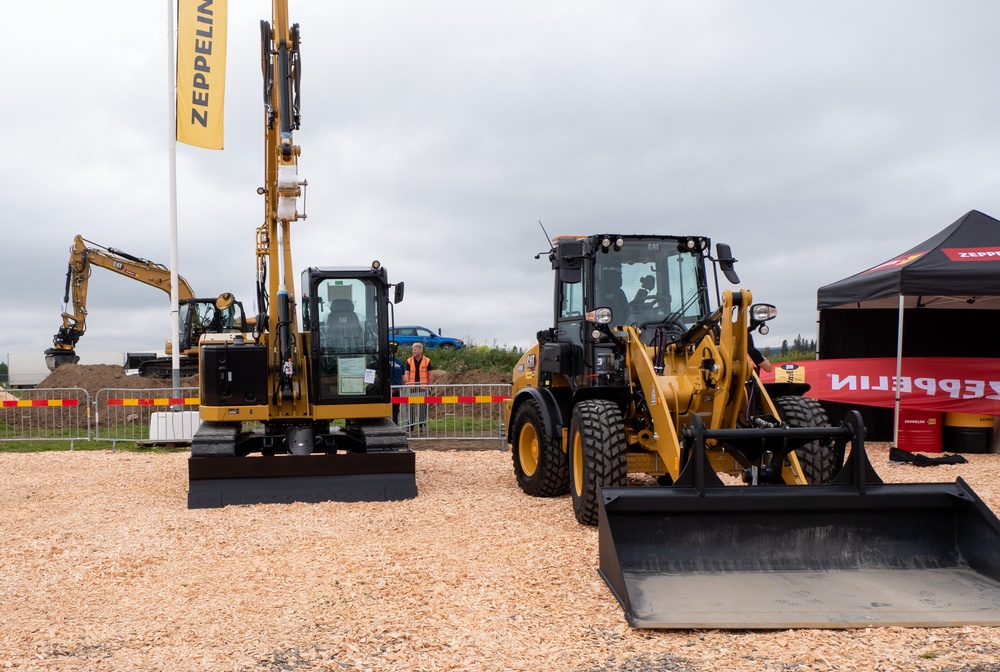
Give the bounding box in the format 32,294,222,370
511,400,569,497
570,399,627,526
773,395,838,484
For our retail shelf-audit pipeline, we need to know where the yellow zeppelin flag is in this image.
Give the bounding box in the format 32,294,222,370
176,0,227,149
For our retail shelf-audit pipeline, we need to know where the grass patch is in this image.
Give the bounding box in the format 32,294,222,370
0,439,164,453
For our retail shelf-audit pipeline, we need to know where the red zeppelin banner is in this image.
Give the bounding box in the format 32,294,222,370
760,358,1000,415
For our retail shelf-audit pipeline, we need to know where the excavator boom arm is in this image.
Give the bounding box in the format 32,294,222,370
49,235,195,355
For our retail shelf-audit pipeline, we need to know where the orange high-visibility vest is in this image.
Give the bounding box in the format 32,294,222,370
405,355,431,388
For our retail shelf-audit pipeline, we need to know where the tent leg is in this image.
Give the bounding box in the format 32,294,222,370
892,293,904,449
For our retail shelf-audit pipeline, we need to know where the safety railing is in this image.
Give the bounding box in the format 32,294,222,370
392,384,511,443
0,384,512,448
93,387,201,447
0,387,91,448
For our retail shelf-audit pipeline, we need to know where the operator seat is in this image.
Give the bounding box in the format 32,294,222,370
325,299,363,353
600,269,630,325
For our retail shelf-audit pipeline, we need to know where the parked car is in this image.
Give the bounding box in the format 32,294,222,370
390,326,465,350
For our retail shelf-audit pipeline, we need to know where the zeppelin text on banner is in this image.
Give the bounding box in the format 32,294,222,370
176,0,228,149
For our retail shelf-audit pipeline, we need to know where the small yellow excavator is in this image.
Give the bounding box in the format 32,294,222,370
44,234,250,377
505,233,1000,629
187,0,415,508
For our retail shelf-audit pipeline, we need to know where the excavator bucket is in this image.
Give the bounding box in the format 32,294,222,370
598,413,1000,629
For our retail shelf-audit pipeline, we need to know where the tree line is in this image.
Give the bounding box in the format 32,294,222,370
760,334,817,362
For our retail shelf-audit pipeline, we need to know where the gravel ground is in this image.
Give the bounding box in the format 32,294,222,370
2,442,1000,672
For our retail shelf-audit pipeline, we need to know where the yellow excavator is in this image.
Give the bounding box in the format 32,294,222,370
187,0,415,508
505,233,1000,629
44,234,250,377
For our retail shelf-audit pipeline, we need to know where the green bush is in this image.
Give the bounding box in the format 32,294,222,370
394,341,524,374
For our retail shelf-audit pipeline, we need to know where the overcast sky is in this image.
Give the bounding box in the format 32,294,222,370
4,0,1000,366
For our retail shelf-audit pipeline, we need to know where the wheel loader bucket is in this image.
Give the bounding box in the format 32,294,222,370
597,413,1000,629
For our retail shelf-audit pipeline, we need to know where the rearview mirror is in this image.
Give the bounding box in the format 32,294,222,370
393,282,405,304
556,240,584,284
716,243,740,284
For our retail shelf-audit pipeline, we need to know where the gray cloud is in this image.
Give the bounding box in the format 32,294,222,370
5,0,1000,367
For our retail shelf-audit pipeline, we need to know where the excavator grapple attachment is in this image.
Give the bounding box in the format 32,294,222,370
598,413,1000,629
188,452,417,508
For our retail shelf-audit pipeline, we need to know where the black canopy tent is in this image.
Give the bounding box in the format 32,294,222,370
817,210,1000,442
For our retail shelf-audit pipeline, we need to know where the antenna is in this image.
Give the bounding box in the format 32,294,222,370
538,220,553,248
534,220,555,259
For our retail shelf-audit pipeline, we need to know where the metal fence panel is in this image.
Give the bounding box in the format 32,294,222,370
1,384,509,448
94,387,201,445
392,384,511,442
0,387,91,447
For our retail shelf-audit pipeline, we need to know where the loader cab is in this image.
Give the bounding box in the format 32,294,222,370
543,234,714,387
302,266,395,405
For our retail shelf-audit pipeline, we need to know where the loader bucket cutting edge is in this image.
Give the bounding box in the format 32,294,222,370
187,452,417,509
597,478,1000,629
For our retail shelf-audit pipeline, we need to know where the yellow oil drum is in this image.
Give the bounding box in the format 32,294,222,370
943,413,994,454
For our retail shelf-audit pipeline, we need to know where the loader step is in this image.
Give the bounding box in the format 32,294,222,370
188,452,417,508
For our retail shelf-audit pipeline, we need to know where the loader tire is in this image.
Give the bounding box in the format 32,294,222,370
569,399,627,526
511,400,569,497
773,395,838,484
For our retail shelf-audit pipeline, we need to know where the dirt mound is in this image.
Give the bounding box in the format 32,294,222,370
35,364,508,396
39,364,199,397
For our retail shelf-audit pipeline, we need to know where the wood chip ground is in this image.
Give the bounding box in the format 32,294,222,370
2,443,1000,672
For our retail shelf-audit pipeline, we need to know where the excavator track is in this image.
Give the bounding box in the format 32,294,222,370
346,417,409,452
188,421,416,509
190,421,239,457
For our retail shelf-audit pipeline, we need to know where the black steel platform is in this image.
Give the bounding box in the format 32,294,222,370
187,452,417,508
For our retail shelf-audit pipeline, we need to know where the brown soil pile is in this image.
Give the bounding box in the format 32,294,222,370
37,364,509,393
38,364,199,397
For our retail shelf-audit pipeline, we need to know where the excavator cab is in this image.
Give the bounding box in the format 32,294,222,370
178,296,249,351
303,266,395,408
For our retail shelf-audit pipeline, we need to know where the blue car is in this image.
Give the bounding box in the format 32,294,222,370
390,325,465,350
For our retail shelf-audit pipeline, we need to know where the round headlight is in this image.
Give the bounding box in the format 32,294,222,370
751,303,777,321
592,307,613,325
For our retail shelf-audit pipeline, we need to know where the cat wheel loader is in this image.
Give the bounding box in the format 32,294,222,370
44,234,249,377
187,0,415,508
504,233,1000,629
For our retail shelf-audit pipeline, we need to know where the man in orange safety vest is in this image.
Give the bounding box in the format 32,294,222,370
404,343,433,388
404,343,433,430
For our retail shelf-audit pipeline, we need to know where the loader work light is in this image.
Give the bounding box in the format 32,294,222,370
752,303,777,322
588,307,613,324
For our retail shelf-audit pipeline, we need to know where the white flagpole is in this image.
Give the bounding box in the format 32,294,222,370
167,0,181,393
